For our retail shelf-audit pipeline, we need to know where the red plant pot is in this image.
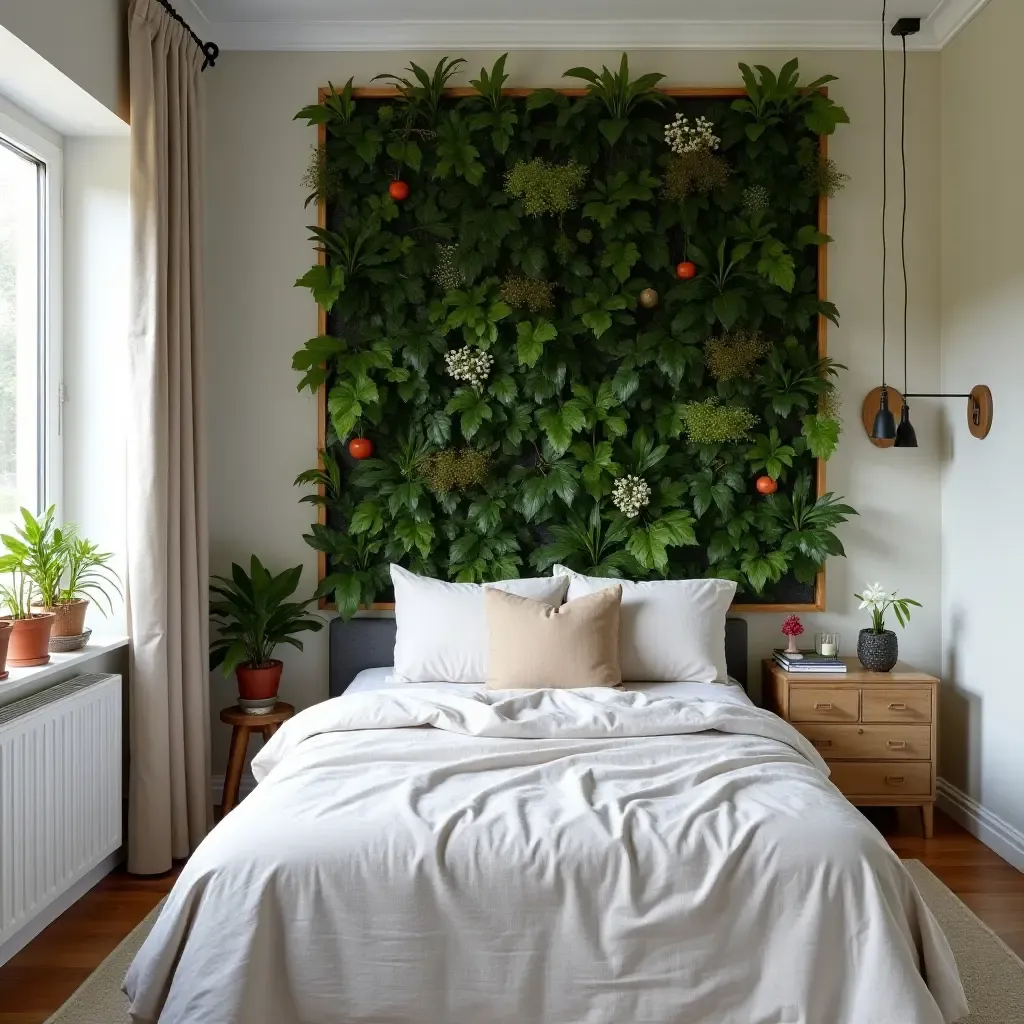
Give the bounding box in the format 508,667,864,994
235,660,284,702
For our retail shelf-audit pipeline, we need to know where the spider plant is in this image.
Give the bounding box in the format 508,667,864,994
0,506,66,616
59,533,122,615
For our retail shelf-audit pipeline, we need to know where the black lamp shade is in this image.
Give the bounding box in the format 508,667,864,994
871,386,898,440
894,401,918,447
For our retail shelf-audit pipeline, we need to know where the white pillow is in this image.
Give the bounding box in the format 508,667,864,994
390,565,570,682
552,566,736,683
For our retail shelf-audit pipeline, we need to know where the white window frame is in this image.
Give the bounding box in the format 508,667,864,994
0,103,63,518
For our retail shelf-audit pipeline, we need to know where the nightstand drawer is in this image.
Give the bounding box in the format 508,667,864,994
790,688,859,722
829,761,932,797
861,688,932,723
801,724,931,761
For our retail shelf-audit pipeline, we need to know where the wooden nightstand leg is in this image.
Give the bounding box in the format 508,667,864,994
921,803,934,839
261,723,280,741
222,726,250,814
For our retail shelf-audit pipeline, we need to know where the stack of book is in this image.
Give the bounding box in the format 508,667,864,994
773,649,848,673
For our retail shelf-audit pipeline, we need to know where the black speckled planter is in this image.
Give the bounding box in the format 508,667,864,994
857,628,898,672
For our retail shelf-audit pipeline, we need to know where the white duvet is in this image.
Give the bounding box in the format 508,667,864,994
125,687,967,1024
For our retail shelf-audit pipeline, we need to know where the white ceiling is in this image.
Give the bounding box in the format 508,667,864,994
186,0,990,51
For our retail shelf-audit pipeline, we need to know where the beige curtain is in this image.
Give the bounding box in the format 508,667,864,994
126,0,212,875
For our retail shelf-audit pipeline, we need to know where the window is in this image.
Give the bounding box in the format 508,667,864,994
0,109,61,529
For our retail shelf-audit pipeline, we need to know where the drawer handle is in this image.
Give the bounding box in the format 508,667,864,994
813,702,834,710
887,702,908,711
813,739,833,748
887,740,908,750
885,775,906,786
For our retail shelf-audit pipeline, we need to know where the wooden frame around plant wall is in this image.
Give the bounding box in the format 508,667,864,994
312,85,830,614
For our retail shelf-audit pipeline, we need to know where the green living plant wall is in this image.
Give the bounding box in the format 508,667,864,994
291,56,858,618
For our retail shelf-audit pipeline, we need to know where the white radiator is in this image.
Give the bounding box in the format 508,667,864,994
0,673,122,949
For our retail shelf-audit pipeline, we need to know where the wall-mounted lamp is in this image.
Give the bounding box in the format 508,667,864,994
863,13,993,448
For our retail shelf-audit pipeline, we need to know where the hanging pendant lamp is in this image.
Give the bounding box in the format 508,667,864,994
870,0,897,442
893,22,918,447
864,18,994,445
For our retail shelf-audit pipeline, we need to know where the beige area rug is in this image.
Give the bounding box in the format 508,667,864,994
46,861,1024,1023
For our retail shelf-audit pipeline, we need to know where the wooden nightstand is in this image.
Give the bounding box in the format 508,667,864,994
763,659,938,838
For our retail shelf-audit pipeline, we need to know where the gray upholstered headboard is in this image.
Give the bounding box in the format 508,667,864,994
328,615,748,697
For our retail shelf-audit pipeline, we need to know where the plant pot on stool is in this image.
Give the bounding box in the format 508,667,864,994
210,555,323,717
857,628,899,673
235,660,284,714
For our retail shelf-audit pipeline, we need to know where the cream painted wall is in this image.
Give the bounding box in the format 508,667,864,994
0,0,128,120
205,49,943,765
940,0,1024,850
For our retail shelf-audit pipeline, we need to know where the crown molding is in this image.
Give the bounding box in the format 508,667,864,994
207,18,947,53
927,0,992,46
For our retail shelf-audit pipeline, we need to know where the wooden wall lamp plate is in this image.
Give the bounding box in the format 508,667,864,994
861,386,904,449
968,385,994,439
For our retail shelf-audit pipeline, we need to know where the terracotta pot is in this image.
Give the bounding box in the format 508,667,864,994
0,619,12,680
235,660,283,702
6,613,56,667
32,598,88,638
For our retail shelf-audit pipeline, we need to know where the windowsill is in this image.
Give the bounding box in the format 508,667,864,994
0,636,129,707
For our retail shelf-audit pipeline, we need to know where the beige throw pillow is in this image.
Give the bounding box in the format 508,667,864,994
485,585,622,690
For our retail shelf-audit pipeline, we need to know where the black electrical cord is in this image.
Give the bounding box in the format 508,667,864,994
154,0,219,70
880,0,888,386
901,33,909,394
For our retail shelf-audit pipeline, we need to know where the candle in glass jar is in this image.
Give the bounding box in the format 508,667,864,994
820,641,837,657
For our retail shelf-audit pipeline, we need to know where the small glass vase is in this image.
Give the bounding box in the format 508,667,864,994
815,632,841,658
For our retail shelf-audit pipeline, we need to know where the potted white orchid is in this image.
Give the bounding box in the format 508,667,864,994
854,582,921,672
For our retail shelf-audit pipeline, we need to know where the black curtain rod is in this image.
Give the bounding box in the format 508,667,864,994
155,0,219,70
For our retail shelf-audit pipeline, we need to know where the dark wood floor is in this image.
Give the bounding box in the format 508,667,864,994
0,809,1020,1024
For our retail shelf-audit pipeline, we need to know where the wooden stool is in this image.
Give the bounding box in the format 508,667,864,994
219,703,294,814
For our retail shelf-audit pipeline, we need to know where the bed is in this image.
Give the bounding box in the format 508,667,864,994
125,615,967,1024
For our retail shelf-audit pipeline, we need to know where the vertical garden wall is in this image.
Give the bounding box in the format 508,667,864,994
291,56,857,617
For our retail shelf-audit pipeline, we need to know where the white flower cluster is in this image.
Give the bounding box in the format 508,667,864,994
445,346,494,388
612,475,652,518
664,114,720,155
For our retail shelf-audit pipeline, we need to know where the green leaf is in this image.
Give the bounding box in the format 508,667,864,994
350,500,383,536
386,139,422,172
600,241,641,284
516,319,558,368
292,335,345,393
395,517,435,558
295,264,346,311
757,239,796,292
327,378,378,440
713,291,745,329
536,400,587,456
741,550,789,592
598,117,629,145
802,414,842,461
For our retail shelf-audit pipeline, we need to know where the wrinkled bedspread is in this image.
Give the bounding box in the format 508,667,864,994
125,687,967,1024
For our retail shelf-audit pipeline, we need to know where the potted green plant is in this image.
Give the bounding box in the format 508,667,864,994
0,507,60,667
854,582,921,672
33,531,121,641
210,556,323,713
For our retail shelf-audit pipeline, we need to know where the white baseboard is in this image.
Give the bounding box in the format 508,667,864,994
937,778,1024,873
211,771,257,805
0,850,123,967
